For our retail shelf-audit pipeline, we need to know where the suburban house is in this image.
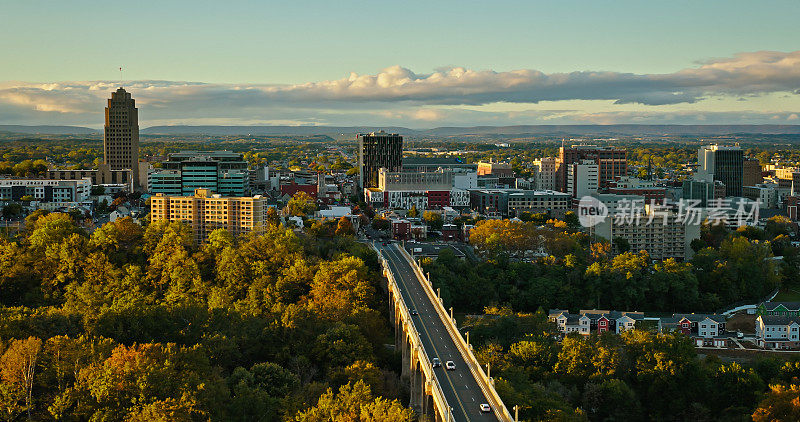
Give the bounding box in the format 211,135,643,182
755,315,800,349
549,310,591,335
548,309,645,336
757,301,800,317
548,309,734,348
660,313,729,347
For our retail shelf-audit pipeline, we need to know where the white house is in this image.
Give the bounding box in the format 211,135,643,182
756,315,800,349
697,317,720,338
616,315,637,333
550,311,591,336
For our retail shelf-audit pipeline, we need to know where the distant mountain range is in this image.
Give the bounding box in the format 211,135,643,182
141,124,800,136
3,124,800,137
0,125,99,135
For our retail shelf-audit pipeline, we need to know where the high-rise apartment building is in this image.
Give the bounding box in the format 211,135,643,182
104,88,140,188
697,145,743,197
532,157,557,191
556,145,627,192
590,203,702,261
149,188,268,244
358,131,403,188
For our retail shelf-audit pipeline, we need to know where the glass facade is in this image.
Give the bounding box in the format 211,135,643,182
149,151,249,196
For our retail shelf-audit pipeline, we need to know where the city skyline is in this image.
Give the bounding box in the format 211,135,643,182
1,1,799,127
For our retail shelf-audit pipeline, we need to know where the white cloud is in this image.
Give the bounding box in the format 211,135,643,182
1,50,800,126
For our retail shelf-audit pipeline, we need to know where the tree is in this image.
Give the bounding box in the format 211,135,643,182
266,206,281,227
2,203,22,219
765,215,794,239
295,380,411,422
313,324,373,369
90,186,106,196
612,237,630,253
285,192,316,217
335,217,355,237
371,216,390,231
27,213,82,253
422,211,443,231
66,343,226,420
468,219,542,258
0,336,42,420
752,384,800,422
582,379,641,421
309,256,374,320
407,206,419,218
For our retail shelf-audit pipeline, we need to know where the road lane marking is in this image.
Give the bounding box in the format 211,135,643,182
384,247,472,421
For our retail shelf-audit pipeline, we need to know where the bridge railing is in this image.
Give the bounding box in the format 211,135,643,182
374,248,455,422
399,246,514,422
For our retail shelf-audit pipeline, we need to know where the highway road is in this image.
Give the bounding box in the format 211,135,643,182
377,242,499,422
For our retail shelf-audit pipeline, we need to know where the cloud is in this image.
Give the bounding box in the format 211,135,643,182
1,50,799,126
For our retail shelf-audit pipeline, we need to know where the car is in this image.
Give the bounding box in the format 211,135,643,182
445,361,455,370
736,331,744,339
432,357,441,367
479,403,491,413
411,309,418,316
382,242,389,246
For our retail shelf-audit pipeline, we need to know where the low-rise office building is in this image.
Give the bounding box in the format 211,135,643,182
149,151,249,196
0,178,92,202
47,163,133,191
469,189,571,217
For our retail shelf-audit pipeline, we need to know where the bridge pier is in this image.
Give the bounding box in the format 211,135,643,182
408,357,425,416
401,331,410,378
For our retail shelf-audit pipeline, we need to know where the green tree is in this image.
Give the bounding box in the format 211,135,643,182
285,192,316,217
422,211,443,231
295,380,411,422
371,216,390,231
2,203,22,219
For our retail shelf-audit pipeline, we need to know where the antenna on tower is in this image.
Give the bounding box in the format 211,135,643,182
118,66,123,88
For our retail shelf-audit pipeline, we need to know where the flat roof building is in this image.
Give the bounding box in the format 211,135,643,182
0,178,92,203
149,188,268,244
698,145,744,197
358,131,403,188
149,150,249,197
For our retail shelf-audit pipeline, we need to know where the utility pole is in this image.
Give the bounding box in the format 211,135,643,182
514,405,520,422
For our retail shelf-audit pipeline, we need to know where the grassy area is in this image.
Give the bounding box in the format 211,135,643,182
772,288,800,302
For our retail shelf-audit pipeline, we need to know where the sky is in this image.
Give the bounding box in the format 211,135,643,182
1,0,799,128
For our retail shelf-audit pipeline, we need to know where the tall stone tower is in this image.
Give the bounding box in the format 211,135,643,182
104,87,140,189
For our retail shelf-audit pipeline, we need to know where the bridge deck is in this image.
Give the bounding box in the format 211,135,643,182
379,242,500,422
